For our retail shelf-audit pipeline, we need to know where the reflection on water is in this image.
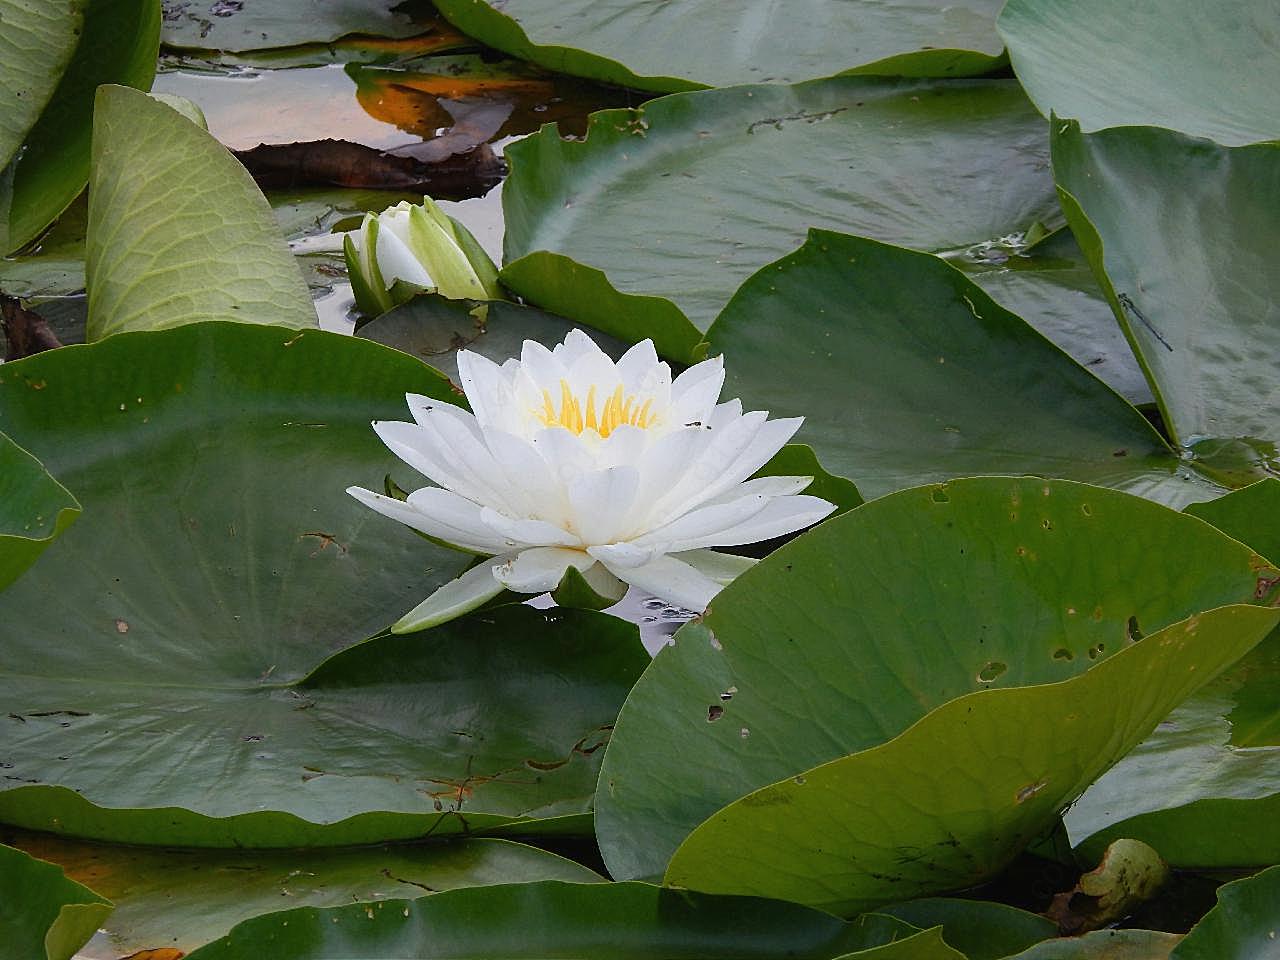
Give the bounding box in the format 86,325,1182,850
528,588,698,658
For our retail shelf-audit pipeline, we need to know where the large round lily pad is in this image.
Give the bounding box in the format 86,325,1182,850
999,0,1280,145
500,78,1062,362
595,477,1280,886
0,322,649,845
433,0,1007,93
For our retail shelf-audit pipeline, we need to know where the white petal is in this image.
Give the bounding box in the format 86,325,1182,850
670,355,723,402
480,507,579,548
531,426,593,485
347,486,506,554
391,559,509,633
405,393,482,439
600,553,724,612
626,426,709,528
646,411,767,521
614,338,660,389
418,408,530,514
630,490,776,552
587,541,658,569
520,339,568,392
482,428,565,523
596,424,647,468
702,475,813,504
708,398,743,430
374,222,433,289
374,419,510,511
675,549,758,585
669,362,726,429
493,546,594,593
664,495,836,552
669,415,804,516
404,487,514,551
556,329,609,365
568,465,640,545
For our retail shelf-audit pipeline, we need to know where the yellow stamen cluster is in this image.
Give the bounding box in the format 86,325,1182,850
538,379,656,437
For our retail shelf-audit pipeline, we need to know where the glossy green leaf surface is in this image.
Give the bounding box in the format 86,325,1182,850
999,0,1280,145
1004,930,1181,959
182,881,924,959
0,322,648,845
501,78,1063,362
1171,865,1280,959
664,602,1276,914
879,898,1056,960
705,231,1194,504
0,432,79,592
0,843,111,960
1186,478,1280,564
596,477,1279,885
0,0,158,256
161,0,433,51
1053,123,1280,456
831,927,966,960
8,832,598,959
0,0,84,170
433,0,1006,93
86,85,315,339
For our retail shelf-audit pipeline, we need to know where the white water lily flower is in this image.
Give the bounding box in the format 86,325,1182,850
343,197,501,316
347,330,836,632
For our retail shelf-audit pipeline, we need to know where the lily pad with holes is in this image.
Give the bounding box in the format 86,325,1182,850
500,78,1063,362
0,843,112,960
0,0,159,256
7,831,599,958
86,85,315,339
704,231,1199,505
181,880,926,959
999,0,1280,145
0,322,648,845
0,432,79,592
432,0,1007,93
595,477,1280,895
1052,122,1280,459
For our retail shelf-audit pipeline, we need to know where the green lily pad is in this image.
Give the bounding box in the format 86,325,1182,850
0,322,648,845
999,0,1280,145
1186,478,1280,565
0,843,112,960
705,230,1195,504
0,194,87,299
432,0,1006,93
181,880,925,959
500,78,1063,362
0,431,79,592
1052,122,1280,457
879,899,1056,960
664,603,1275,914
1004,930,1181,959
1171,865,1280,959
86,85,315,339
596,477,1279,887
160,0,434,51
0,0,84,170
952,228,1152,406
8,831,599,958
0,0,159,256
832,927,966,959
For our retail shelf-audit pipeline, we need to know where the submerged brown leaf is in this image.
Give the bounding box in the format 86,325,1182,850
1,294,62,360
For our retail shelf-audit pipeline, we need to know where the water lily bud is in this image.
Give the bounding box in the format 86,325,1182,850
347,329,837,632
343,197,502,317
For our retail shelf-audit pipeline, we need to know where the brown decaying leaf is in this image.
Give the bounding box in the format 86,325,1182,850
1,294,63,360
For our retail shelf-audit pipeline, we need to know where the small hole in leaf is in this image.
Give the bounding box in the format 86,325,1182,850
1127,616,1144,642
1041,519,1053,531
978,661,1007,682
931,488,950,503
720,686,737,701
740,727,750,738
1052,648,1073,661
706,705,724,722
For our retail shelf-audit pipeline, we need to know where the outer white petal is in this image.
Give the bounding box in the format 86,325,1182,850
626,426,709,529
661,415,804,518
629,490,776,552
454,351,518,430
699,475,813,504
676,548,758,585
646,411,767,521
479,507,579,548
405,393,483,440
587,541,658,569
374,419,511,511
346,486,507,554
668,357,725,428
598,553,724,612
373,221,434,289
567,465,640,545
614,338,660,390
417,408,530,514
492,546,594,593
661,495,836,552
482,428,565,524
391,559,509,633
708,398,743,430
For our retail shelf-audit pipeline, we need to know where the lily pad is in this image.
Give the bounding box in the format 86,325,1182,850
1186,478,1280,565
181,880,925,959
1171,864,1280,959
999,0,1280,145
0,0,159,256
704,231,1195,504
596,477,1280,886
0,322,648,845
500,78,1063,362
0,431,79,592
1004,930,1181,959
432,0,1007,93
160,0,434,52
8,831,599,958
1052,122,1280,457
663,603,1276,914
0,843,112,960
86,85,315,339
879,899,1056,960
0,0,84,170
